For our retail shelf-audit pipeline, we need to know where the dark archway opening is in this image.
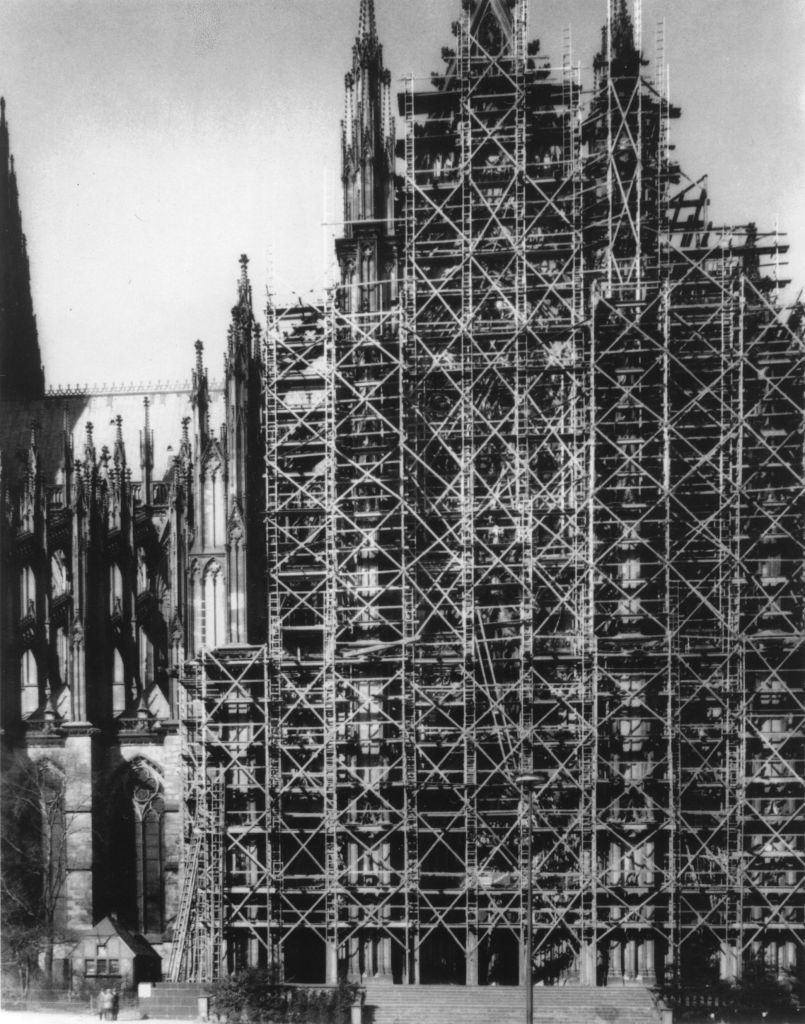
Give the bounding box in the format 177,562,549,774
419,926,464,984
283,928,326,983
480,929,519,985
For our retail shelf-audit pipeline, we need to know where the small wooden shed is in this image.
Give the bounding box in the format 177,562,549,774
69,915,162,991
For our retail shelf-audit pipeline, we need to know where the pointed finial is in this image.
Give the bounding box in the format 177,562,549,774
142,398,152,453
195,339,204,374
27,421,41,482
84,421,96,465
43,686,59,728
1,97,5,126
61,404,73,470
111,414,126,469
136,690,150,726
236,254,251,312
141,398,154,504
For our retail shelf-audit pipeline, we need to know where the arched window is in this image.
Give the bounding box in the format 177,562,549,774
21,649,39,716
109,563,123,618
55,626,69,687
51,552,68,599
110,759,165,935
136,549,148,595
138,627,152,686
203,470,214,548
214,472,227,548
203,466,227,549
112,648,126,714
189,560,202,654
618,557,641,590
130,761,164,934
20,565,36,619
202,561,225,647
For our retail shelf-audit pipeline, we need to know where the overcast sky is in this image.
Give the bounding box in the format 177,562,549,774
2,0,804,388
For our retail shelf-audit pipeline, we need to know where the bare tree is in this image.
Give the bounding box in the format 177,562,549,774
1,752,91,993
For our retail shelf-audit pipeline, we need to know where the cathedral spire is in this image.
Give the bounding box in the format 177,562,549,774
358,0,377,44
610,0,637,58
336,0,397,312
229,254,254,359
595,0,641,78
191,340,210,447
340,0,394,239
140,397,154,505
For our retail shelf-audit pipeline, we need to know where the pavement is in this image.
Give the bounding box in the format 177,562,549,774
0,1011,196,1024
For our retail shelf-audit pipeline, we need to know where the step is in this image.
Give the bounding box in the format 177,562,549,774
363,983,660,1024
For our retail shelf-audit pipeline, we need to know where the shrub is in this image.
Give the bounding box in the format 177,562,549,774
207,969,359,1024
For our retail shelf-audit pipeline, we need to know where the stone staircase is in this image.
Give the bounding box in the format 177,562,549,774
364,982,662,1024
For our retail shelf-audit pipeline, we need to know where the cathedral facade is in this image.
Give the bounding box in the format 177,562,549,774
1,82,265,979
2,0,804,995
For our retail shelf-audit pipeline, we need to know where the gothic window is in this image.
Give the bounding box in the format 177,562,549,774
619,557,641,590
55,626,69,687
110,759,165,935
189,560,202,653
213,471,226,548
136,548,148,594
357,566,379,626
21,649,39,716
202,466,226,549
138,626,152,686
217,474,227,548
109,563,124,618
760,555,783,584
130,761,164,934
202,561,225,647
20,564,36,619
619,716,649,752
112,648,126,714
51,551,68,599
615,596,640,622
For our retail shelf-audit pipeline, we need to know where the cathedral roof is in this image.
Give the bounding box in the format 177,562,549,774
1,383,224,487
75,915,161,960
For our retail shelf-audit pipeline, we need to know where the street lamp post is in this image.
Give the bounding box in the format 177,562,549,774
516,773,540,1024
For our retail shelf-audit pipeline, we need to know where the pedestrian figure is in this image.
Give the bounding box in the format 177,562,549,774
111,988,120,1021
